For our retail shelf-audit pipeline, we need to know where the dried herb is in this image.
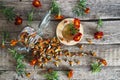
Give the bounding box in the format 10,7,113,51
73,0,89,16
1,31,9,48
94,19,104,39
69,23,79,35
91,62,102,73
51,0,60,15
45,71,59,80
28,10,34,25
97,19,103,29
1,7,15,21
8,48,26,76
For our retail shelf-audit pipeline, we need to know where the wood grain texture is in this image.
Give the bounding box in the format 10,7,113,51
0,0,120,20
0,44,120,71
0,0,120,80
0,20,120,44
0,66,120,80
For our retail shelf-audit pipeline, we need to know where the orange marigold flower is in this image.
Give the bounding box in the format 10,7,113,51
94,31,104,39
30,59,37,66
54,14,64,20
32,0,42,8
100,59,107,66
10,39,18,46
1,44,5,48
74,18,80,29
73,32,82,41
84,7,90,14
68,70,73,79
15,16,23,25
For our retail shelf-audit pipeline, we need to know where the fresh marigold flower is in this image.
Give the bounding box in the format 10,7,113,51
73,32,82,41
68,70,73,79
30,59,37,66
15,16,23,25
100,59,107,66
32,0,42,8
84,7,90,14
54,14,64,20
94,31,104,39
10,39,18,46
74,18,80,29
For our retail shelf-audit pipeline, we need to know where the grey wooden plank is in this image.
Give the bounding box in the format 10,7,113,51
0,44,120,71
0,0,120,20
0,20,120,44
0,66,120,80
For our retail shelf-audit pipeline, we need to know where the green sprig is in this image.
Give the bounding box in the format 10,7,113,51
96,19,103,31
8,48,26,76
69,23,79,35
45,71,59,80
73,0,87,16
91,62,102,73
27,9,34,25
1,7,15,21
1,31,9,47
97,19,103,27
51,0,60,15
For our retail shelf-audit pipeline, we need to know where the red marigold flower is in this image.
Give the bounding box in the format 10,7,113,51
32,0,42,8
74,18,80,29
94,31,104,39
100,59,107,66
54,14,64,20
73,32,82,41
15,16,23,25
84,7,90,14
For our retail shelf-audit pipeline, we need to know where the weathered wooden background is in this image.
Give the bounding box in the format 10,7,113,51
0,0,120,80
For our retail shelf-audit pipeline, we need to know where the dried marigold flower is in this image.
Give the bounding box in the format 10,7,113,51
57,59,62,62
100,59,107,66
68,70,73,79
48,68,53,73
78,53,84,57
10,39,18,46
20,32,28,40
69,61,74,66
91,52,97,57
15,16,23,25
94,31,104,39
84,7,90,14
59,37,64,41
26,72,31,77
32,0,42,8
30,59,37,66
74,18,80,29
75,60,80,65
86,38,92,44
64,58,67,62
79,45,83,50
54,61,59,67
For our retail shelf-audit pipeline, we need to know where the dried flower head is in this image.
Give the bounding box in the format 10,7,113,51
10,39,18,46
94,31,104,39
